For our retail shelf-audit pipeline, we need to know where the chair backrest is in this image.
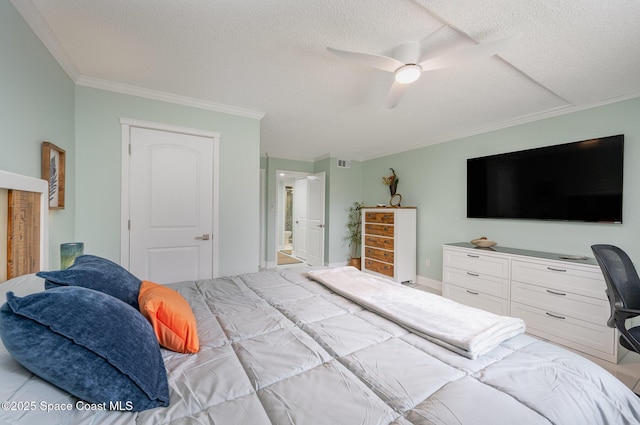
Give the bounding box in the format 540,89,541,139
591,244,640,319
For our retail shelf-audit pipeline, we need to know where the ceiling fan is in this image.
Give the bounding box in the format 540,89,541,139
327,30,518,108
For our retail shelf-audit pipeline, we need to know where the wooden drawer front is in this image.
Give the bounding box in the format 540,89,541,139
365,247,394,264
364,235,394,250
443,284,509,316
364,258,394,277
511,281,610,326
443,267,509,299
444,249,509,278
511,260,606,300
364,212,395,224
364,223,394,237
511,302,615,356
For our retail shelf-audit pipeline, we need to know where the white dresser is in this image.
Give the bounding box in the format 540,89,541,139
361,207,416,283
442,243,622,363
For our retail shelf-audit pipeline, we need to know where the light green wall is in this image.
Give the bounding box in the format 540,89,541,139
1,1,75,270
318,158,363,265
5,0,259,276
363,97,640,281
7,0,640,279
75,86,261,276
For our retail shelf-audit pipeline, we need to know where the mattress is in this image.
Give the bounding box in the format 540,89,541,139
1,268,639,425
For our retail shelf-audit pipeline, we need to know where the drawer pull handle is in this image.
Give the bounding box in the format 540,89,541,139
466,272,480,277
546,289,567,296
466,290,479,295
467,254,480,258
547,267,567,272
545,312,566,320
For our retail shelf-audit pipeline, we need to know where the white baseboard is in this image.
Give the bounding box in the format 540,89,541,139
416,275,442,295
262,263,444,296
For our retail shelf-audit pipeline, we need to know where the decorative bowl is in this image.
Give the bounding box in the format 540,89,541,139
471,238,497,248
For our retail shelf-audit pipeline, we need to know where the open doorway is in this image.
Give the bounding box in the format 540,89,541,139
275,170,325,267
276,171,304,266
278,184,302,265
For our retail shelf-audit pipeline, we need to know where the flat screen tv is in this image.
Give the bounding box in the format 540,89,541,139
467,134,624,223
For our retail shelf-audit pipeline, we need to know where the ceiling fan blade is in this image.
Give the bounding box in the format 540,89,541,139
327,47,404,73
418,34,519,72
386,81,408,109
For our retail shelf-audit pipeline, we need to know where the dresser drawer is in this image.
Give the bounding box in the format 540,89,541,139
443,284,509,316
511,302,615,356
511,260,607,300
443,267,509,299
444,249,509,278
364,247,394,264
364,212,395,224
364,258,394,277
511,281,610,326
363,208,415,284
364,235,394,250
364,223,394,237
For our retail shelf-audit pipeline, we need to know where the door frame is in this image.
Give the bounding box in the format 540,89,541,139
120,118,220,277
275,170,308,262
274,170,325,267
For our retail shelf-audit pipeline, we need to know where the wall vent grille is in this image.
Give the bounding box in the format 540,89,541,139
337,159,351,169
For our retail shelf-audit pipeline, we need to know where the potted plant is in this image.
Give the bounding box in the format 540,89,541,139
344,201,364,269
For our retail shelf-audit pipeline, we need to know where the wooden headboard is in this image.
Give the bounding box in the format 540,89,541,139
0,170,48,282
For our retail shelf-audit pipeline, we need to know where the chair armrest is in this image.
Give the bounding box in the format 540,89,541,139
616,307,640,319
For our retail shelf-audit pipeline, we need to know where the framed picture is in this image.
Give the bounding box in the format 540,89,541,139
41,141,65,209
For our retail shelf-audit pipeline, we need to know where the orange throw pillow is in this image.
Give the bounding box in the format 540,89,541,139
138,281,200,354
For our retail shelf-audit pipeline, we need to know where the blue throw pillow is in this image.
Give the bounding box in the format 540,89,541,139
0,286,169,412
37,255,142,309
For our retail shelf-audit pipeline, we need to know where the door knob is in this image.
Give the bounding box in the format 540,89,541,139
195,234,210,240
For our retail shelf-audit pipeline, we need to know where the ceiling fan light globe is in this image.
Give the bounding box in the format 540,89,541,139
395,65,422,84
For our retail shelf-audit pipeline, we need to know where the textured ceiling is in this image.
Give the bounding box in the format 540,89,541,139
14,0,640,161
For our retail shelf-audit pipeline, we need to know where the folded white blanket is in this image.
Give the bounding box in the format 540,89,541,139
308,266,525,359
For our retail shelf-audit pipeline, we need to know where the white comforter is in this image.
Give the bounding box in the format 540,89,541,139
309,266,525,359
1,269,639,425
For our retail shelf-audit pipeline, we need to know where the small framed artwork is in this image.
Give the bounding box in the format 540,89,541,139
41,141,65,210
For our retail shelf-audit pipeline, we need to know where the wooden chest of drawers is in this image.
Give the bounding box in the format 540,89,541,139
361,208,416,283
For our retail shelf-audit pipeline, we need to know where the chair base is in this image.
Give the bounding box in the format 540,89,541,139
619,326,640,351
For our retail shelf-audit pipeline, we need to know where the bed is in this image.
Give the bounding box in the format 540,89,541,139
1,264,640,425
0,170,639,425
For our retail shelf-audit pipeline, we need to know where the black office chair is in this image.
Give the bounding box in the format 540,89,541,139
591,244,640,354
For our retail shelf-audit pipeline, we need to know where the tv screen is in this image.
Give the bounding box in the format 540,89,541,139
467,135,624,223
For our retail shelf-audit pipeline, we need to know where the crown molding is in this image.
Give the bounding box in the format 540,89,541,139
360,93,640,161
11,0,81,82
261,152,315,163
12,1,265,121
77,76,265,120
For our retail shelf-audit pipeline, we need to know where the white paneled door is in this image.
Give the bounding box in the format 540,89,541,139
125,123,218,283
291,172,325,266
305,172,325,267
293,176,308,261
